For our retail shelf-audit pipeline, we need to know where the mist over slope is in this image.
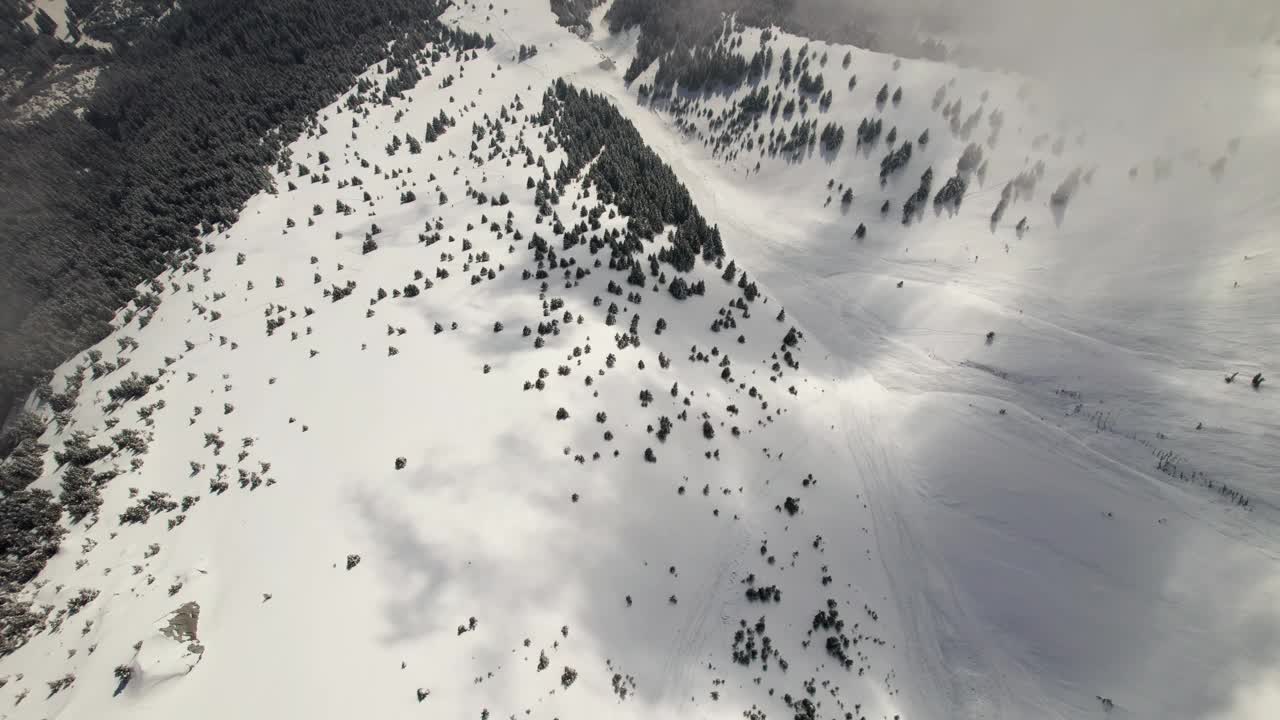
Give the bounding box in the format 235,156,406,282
583,2,1280,715
0,1,1277,719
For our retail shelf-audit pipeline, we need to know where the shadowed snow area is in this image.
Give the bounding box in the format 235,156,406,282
0,2,1277,720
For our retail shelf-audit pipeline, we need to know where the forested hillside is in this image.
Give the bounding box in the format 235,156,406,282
603,0,947,89
0,0,452,423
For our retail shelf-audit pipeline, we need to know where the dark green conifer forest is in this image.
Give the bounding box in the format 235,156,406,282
0,0,453,422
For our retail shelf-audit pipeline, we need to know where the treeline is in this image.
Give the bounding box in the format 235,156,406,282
549,0,604,32
0,411,61,655
540,79,724,272
605,0,947,93
607,0,789,87
0,0,451,422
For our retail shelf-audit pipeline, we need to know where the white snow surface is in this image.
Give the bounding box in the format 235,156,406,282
2,2,1278,719
21,0,69,34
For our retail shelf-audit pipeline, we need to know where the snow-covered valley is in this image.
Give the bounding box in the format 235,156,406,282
1,2,1277,720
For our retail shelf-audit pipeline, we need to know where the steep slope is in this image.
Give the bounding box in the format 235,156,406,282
454,3,1280,717
0,1,1277,720
0,10,912,720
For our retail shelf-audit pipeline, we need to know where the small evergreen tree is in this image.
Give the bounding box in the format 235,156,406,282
721,260,737,282
60,466,101,523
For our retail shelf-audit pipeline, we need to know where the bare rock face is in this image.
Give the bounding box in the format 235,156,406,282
161,601,205,656
123,601,205,695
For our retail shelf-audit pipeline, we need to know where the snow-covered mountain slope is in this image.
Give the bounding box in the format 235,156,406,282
559,9,1280,718
1,2,1277,720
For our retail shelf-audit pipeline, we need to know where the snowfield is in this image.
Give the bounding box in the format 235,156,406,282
1,2,1277,720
